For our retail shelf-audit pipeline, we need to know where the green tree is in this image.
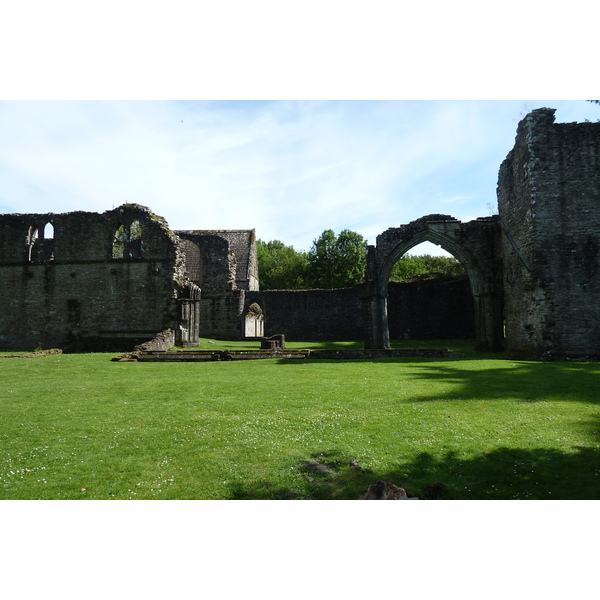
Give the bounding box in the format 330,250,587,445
256,239,309,290
390,254,465,281
307,229,367,288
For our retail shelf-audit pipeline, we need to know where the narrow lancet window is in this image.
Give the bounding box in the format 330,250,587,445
112,224,126,259
27,227,38,262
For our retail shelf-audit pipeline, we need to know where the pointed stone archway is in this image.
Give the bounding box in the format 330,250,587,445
364,214,504,352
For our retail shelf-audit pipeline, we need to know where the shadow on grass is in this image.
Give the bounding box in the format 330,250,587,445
401,360,600,405
274,357,600,405
226,445,600,500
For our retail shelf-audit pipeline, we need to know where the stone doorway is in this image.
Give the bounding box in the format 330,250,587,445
245,302,264,338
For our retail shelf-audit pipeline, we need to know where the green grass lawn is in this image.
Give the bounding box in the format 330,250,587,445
1,341,599,500
192,337,478,353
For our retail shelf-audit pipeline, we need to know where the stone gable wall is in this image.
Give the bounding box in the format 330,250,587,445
216,230,259,291
176,230,258,292
175,232,236,293
0,204,194,351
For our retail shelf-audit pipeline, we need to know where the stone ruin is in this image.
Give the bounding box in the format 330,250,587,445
0,204,200,352
260,334,285,350
1,108,599,359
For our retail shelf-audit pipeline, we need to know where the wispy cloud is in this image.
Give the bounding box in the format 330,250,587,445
1,100,599,253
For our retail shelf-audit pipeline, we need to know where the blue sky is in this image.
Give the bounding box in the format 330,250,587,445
2,100,599,255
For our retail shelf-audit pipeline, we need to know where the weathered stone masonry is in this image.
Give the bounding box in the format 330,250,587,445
176,229,259,340
0,204,200,351
249,276,475,342
359,108,600,358
2,108,599,359
498,108,600,358
363,214,503,351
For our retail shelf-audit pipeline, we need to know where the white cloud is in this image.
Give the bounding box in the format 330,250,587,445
1,100,599,251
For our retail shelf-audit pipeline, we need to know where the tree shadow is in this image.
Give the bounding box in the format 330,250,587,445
274,356,600,405
225,445,600,500
403,360,600,405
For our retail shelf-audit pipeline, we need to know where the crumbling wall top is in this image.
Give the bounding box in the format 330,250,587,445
0,203,182,268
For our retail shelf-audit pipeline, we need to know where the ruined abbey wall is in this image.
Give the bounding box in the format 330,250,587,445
498,108,600,358
0,205,199,351
3,107,599,358
251,287,363,341
175,230,258,339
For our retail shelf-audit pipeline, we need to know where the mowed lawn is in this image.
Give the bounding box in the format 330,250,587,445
1,341,599,500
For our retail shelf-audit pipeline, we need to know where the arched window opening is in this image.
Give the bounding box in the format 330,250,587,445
26,226,38,262
130,220,142,239
112,221,143,260
41,222,55,261
245,302,264,338
112,224,126,259
125,220,143,259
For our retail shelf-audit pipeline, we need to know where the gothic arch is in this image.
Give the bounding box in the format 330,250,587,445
365,215,504,352
112,221,143,260
377,229,485,299
244,301,264,338
26,221,55,262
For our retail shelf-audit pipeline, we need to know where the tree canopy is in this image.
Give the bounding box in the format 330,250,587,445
306,229,368,289
390,253,465,281
257,229,367,290
256,239,309,290
257,231,465,290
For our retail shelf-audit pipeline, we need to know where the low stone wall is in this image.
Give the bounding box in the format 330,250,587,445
119,347,465,362
387,276,475,339
133,329,175,352
250,287,363,341
249,275,475,342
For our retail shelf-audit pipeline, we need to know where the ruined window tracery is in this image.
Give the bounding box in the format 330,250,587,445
26,226,38,262
113,221,143,260
130,220,142,240
26,222,55,262
113,224,126,259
